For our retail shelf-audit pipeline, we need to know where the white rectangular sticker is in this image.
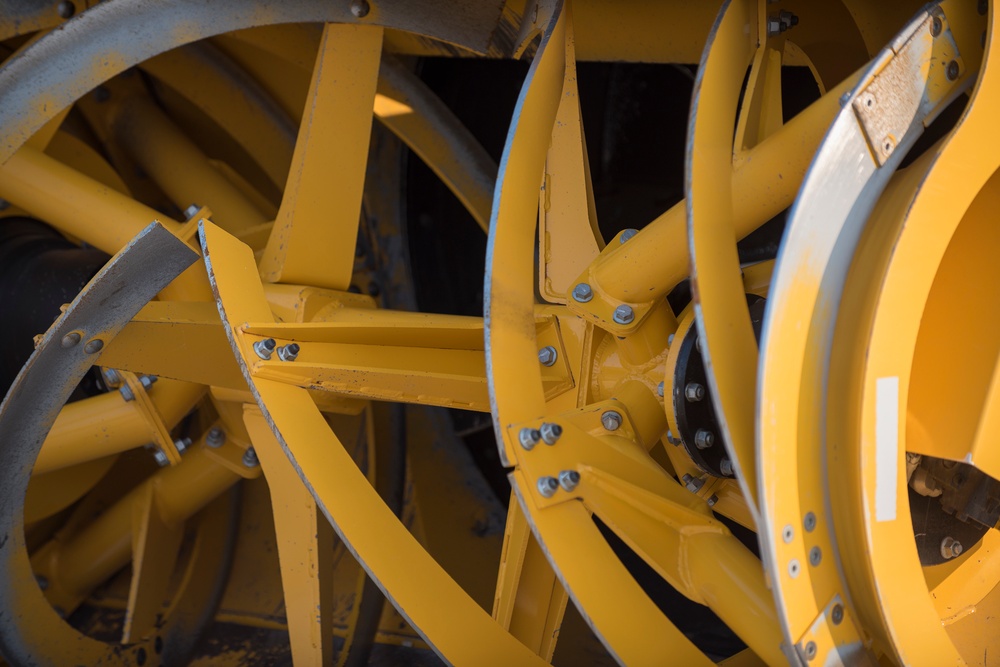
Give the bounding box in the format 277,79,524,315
875,376,899,522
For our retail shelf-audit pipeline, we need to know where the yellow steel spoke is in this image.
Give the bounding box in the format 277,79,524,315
122,484,185,643
491,496,567,661
687,0,761,511
247,408,335,665
35,379,204,474
538,6,602,304
141,41,297,193
510,469,713,667
259,23,383,290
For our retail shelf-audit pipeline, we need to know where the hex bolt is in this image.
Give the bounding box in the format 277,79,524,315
102,368,121,387
694,429,715,450
61,331,82,348
57,1,75,19
206,427,226,448
612,304,635,325
685,383,705,402
277,343,300,362
519,427,542,451
351,0,370,17
572,283,594,303
153,450,169,467
946,60,960,81
657,381,664,397
140,375,157,389
619,228,639,244
184,204,200,219
707,494,719,507
558,470,581,492
831,604,844,625
537,476,559,498
778,10,799,28
601,410,623,431
120,385,135,402
243,447,260,468
766,17,784,36
803,511,817,532
681,473,693,484
84,338,104,354
685,476,704,493
804,641,817,661
720,458,734,476
174,437,192,454
253,338,277,360
538,345,558,367
539,422,562,445
941,536,963,559
809,546,822,566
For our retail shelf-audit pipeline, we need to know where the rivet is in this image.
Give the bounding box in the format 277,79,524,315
788,559,800,578
83,338,104,354
57,1,75,19
930,16,943,37
538,345,558,367
803,511,817,532
782,524,794,543
719,458,733,476
350,0,370,17
61,331,82,348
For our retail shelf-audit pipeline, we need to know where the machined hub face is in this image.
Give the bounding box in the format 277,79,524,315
2,0,1000,665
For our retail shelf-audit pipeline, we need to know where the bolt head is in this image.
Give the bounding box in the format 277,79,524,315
619,228,639,244
941,536,963,559
206,427,225,448
558,470,580,492
537,476,559,498
174,437,191,454
601,410,622,431
706,494,719,507
519,427,541,450
184,204,200,219
720,458,734,476
119,385,135,402
684,383,705,402
243,447,259,468
253,338,276,360
539,422,562,445
694,429,715,449
350,0,370,17
685,476,704,493
657,381,664,397
57,1,75,19
538,345,558,367
572,283,594,303
153,450,169,467
612,304,635,325
61,331,82,348
803,511,817,532
277,343,300,362
84,338,104,354
809,546,822,566
804,640,817,660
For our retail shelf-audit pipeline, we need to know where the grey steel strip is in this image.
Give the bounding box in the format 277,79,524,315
0,0,506,162
0,222,198,666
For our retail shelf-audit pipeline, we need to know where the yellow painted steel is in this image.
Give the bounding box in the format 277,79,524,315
259,23,383,290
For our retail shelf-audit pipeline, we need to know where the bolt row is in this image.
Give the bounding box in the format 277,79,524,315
253,338,300,361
